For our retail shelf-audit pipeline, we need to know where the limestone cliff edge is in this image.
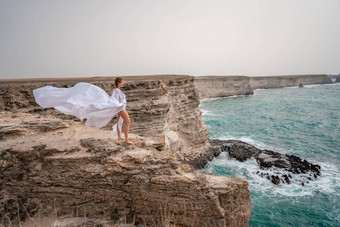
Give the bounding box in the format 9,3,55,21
0,75,251,226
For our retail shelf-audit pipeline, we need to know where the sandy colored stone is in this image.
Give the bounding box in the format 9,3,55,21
0,75,251,226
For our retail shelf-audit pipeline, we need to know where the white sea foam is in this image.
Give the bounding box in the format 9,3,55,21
201,94,252,102
322,82,340,86
303,84,322,88
315,162,340,194
199,108,213,116
200,96,231,101
254,83,340,93
253,88,267,92
302,83,340,88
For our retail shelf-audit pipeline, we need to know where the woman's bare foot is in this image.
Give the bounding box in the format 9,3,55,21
118,137,124,141
125,140,134,145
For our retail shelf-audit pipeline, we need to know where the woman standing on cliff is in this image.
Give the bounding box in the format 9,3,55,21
33,77,133,144
111,77,133,144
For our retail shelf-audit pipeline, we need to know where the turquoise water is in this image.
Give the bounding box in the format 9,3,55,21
199,83,340,226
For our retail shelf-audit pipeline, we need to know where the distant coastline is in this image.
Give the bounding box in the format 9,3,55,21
194,74,332,99
1,74,333,101
0,74,333,100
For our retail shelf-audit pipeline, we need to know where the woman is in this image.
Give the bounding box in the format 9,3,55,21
33,77,133,144
111,77,133,144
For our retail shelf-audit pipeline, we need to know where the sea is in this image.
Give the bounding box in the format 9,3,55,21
199,83,340,226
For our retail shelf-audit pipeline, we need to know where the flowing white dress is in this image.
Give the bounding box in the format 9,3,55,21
33,82,125,138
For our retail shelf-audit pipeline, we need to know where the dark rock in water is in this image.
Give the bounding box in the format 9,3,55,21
336,76,340,82
283,175,291,184
257,150,291,169
209,139,321,185
298,83,304,87
223,140,261,162
271,175,281,185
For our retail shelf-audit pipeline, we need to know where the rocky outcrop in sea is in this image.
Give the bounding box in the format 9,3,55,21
209,139,321,185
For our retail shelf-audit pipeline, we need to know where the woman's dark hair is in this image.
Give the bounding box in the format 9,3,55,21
114,77,123,88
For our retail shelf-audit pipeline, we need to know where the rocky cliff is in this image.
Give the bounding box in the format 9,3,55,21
249,74,332,89
0,75,251,226
194,76,253,100
0,75,209,163
195,74,332,99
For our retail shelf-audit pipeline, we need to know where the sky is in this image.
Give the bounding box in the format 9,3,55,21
0,0,339,79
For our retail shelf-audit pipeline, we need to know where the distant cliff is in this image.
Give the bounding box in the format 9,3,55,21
195,74,332,99
249,74,332,89
0,75,251,226
194,76,253,100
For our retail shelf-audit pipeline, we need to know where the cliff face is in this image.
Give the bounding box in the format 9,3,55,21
249,74,332,89
194,76,253,99
122,77,210,162
195,74,332,99
0,75,251,226
0,76,209,162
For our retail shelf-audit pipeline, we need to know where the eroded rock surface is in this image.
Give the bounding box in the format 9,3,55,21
0,76,251,226
194,76,253,99
0,76,210,164
210,139,321,185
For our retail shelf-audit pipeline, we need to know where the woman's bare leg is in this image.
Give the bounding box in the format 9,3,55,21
116,113,124,140
119,110,133,144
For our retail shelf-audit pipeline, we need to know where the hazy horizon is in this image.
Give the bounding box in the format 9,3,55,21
1,0,339,79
